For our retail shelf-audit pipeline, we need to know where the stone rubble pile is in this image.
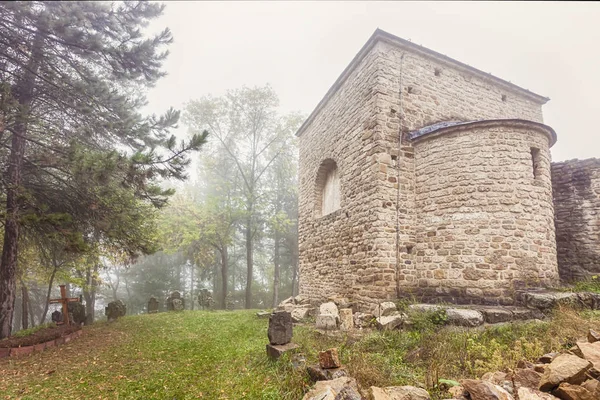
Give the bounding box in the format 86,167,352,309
446,328,600,400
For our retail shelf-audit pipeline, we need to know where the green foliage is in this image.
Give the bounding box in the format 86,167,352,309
10,322,56,338
571,275,600,293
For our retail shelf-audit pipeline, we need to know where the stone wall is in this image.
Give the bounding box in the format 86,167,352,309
552,159,600,281
409,123,558,305
298,31,557,309
298,46,398,306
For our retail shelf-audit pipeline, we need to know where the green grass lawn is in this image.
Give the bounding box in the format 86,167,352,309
2,308,600,400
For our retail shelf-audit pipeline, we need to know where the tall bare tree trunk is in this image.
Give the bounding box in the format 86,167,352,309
83,264,99,324
220,246,228,310
245,214,253,309
190,263,194,311
20,279,29,330
40,265,58,324
272,230,280,308
0,28,44,339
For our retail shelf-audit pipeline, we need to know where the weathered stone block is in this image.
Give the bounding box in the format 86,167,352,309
266,342,299,360
316,314,337,330
268,311,293,345
339,309,353,331
319,348,341,369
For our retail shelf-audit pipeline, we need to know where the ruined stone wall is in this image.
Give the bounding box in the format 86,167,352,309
411,125,558,305
552,159,600,281
298,48,398,307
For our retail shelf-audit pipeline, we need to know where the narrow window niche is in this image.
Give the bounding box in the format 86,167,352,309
315,159,341,217
530,147,541,179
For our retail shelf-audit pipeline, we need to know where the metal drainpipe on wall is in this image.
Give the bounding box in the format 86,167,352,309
395,53,405,299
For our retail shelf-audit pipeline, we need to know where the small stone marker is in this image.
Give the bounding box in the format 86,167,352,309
266,311,298,360
105,300,126,322
197,289,214,310
267,311,293,345
167,291,185,311
339,309,354,331
148,297,159,314
319,348,341,369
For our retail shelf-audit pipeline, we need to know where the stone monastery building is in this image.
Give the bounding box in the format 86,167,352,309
297,29,600,308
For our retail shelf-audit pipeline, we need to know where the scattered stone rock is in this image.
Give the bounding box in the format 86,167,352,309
446,308,484,327
339,309,354,331
538,353,560,364
265,342,299,360
588,329,600,343
294,295,310,305
268,311,293,345
256,311,271,319
292,306,312,323
302,377,359,400
581,379,600,395
576,341,600,368
517,360,536,370
279,303,295,313
553,382,595,400
376,314,404,331
511,368,542,391
369,385,431,400
534,365,547,374
307,365,348,382
319,348,341,369
334,386,362,400
481,371,508,385
316,314,338,330
354,312,375,328
448,386,466,399
539,353,592,391
477,307,514,324
375,302,398,317
327,296,352,309
517,387,559,399
280,296,295,305
461,379,512,400
320,302,340,321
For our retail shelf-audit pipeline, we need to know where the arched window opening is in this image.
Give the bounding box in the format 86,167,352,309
315,159,340,217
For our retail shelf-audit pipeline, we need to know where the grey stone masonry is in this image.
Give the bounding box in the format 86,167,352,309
298,29,562,309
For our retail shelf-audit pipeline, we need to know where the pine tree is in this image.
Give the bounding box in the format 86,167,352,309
0,2,206,338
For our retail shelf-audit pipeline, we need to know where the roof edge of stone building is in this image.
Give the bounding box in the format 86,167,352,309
296,28,550,137
409,119,557,147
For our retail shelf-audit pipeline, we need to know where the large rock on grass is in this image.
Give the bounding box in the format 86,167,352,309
319,348,341,369
374,302,397,317
320,302,340,321
316,314,338,330
446,308,484,327
267,311,293,345
292,306,311,323
302,377,359,400
307,365,348,382
576,341,600,368
266,342,298,360
461,379,513,400
553,382,595,400
369,385,431,400
539,353,592,391
376,314,404,331
517,387,559,399
105,300,126,322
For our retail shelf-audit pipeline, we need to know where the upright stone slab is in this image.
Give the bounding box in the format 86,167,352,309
148,297,159,314
268,311,293,345
166,291,185,311
105,300,126,322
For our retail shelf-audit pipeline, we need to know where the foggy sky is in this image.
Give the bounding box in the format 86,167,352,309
144,1,600,163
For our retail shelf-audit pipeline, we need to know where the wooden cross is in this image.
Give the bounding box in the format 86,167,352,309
49,284,80,326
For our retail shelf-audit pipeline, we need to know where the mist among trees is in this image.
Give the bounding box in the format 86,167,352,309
0,1,300,338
